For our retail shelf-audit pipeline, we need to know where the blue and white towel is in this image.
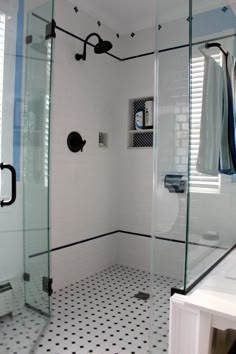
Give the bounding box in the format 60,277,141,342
197,52,236,175
197,55,225,176
220,53,236,174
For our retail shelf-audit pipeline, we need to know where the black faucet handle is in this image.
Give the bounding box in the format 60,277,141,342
67,132,86,153
80,140,86,152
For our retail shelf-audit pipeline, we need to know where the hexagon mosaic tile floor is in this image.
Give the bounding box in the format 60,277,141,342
1,265,182,354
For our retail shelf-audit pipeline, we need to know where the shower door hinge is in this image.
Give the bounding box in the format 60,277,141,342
42,277,53,297
186,16,193,22
26,35,33,44
23,273,30,281
45,19,56,40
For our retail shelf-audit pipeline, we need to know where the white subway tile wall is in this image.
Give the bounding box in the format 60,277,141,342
51,0,235,301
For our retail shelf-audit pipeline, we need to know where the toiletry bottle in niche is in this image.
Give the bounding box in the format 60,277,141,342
135,109,144,130
144,100,153,129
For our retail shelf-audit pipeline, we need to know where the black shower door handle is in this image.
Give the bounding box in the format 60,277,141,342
0,163,17,207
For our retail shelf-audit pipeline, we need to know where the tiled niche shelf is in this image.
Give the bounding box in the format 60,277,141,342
128,97,154,148
99,132,108,148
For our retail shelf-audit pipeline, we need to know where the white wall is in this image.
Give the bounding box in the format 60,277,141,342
115,29,155,271
50,2,156,289
116,17,189,280
118,30,154,235
51,0,121,289
116,232,151,271
53,235,117,289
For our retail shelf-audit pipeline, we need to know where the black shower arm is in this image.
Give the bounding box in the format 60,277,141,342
81,33,103,60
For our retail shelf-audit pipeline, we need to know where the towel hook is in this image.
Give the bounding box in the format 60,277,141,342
205,42,228,56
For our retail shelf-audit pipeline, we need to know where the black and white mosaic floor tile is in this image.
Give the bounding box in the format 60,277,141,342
0,307,48,354
0,265,182,353
34,265,181,354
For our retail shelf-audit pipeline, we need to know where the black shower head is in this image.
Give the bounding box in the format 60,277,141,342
75,33,113,61
94,40,113,54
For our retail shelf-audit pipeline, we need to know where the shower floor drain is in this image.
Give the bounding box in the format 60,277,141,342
134,291,150,300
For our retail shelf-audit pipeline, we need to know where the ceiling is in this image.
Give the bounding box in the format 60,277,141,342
68,0,235,35
71,0,156,35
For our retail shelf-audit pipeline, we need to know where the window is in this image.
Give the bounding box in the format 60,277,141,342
43,41,52,188
189,54,221,193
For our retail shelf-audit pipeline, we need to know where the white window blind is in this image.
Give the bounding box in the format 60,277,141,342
0,13,6,190
44,42,52,188
190,54,221,193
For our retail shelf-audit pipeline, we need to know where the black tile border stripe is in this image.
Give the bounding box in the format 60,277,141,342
29,231,119,258
28,229,235,295
51,230,118,252
120,230,228,251
29,229,228,258
120,230,151,238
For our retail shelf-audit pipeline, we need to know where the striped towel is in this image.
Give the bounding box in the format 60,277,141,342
198,52,236,176
219,53,236,174
197,55,225,175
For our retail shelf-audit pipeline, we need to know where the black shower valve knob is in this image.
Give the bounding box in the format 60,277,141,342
67,132,86,153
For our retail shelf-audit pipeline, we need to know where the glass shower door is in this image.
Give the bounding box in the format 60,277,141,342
150,0,190,352
0,2,24,323
23,0,54,316
0,1,54,353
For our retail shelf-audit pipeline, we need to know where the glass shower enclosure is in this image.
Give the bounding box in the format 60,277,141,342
187,0,236,290
0,1,54,353
152,0,236,295
151,0,236,351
